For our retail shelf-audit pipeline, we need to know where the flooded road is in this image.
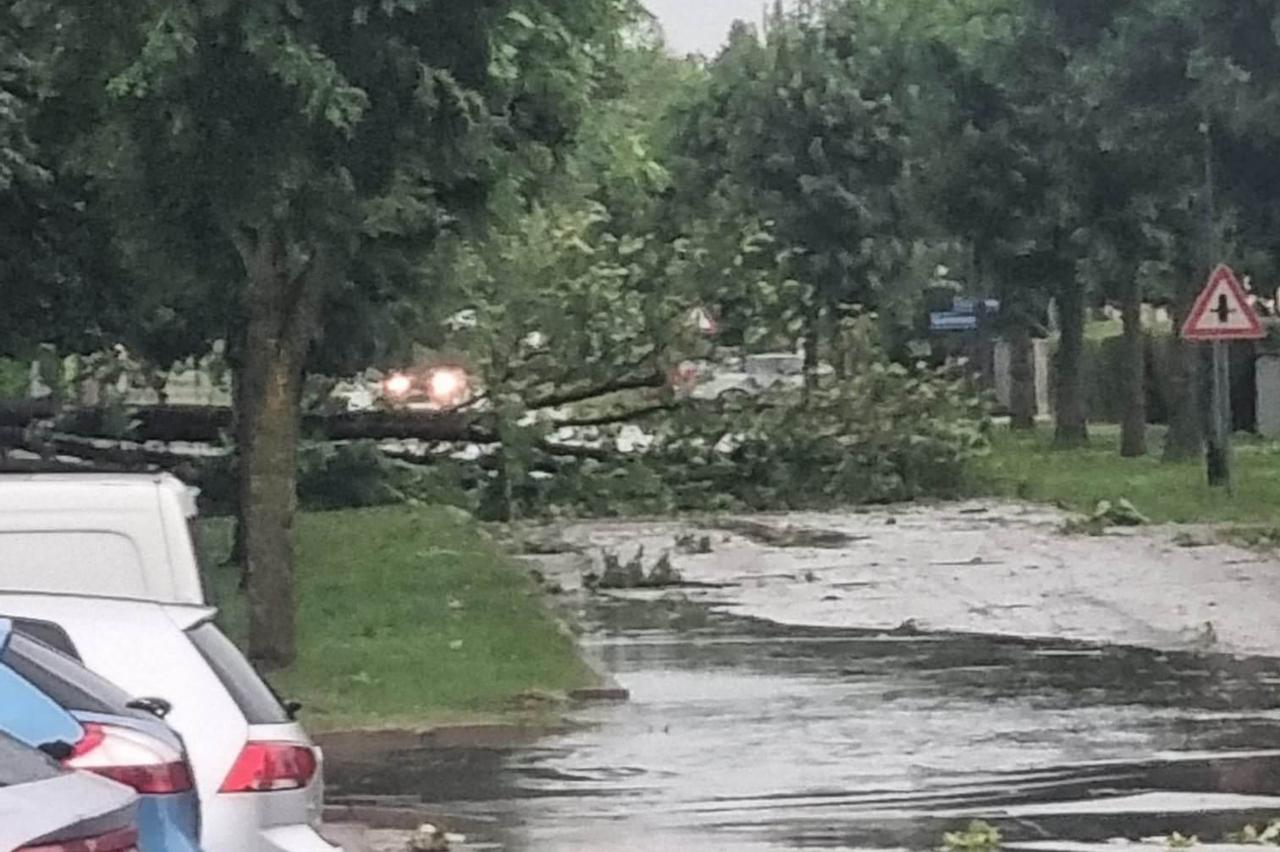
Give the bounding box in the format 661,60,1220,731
330,594,1280,851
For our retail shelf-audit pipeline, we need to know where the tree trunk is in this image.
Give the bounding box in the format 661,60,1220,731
1009,324,1037,430
1053,278,1089,447
230,355,251,586
238,232,329,671
803,300,821,397
243,336,304,669
1119,280,1147,457
1163,278,1203,461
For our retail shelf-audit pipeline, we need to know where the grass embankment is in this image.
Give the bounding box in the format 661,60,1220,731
977,424,1280,526
199,506,595,732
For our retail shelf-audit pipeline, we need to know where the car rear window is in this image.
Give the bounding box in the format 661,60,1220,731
0,531,147,598
9,619,80,661
2,633,132,717
185,623,289,724
0,732,60,785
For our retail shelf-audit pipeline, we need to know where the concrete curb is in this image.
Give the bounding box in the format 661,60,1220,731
322,823,371,852
316,724,554,762
324,805,444,831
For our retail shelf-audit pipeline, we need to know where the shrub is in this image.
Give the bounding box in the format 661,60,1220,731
651,361,990,510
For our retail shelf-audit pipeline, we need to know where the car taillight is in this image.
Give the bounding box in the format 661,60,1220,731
219,741,317,793
65,723,194,794
19,827,140,851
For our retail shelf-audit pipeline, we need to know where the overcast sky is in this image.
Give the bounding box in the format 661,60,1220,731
643,0,768,57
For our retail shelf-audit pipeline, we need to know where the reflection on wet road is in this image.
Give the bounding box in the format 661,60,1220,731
330,597,1280,850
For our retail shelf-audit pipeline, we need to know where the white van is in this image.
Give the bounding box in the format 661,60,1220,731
0,473,206,604
0,473,335,852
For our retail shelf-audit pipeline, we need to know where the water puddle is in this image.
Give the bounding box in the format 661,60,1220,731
329,596,1280,850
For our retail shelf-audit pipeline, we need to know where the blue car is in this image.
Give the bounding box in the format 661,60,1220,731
0,618,202,852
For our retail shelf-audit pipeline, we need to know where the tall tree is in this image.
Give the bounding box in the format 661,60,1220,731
919,1,1078,435
0,5,127,362
45,0,634,667
672,2,909,381
1051,0,1205,457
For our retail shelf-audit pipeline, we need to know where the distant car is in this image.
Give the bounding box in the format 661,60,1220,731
380,364,472,409
0,598,333,852
0,619,201,852
0,730,141,852
0,473,333,852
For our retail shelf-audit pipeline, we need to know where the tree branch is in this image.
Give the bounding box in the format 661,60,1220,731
0,402,493,445
0,398,57,428
536,439,615,461
318,409,494,443
0,428,224,472
551,402,675,429
527,371,667,411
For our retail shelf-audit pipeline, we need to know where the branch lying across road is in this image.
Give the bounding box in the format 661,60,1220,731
0,398,58,428
0,372,669,445
551,403,675,429
316,410,495,443
526,372,668,411
379,441,613,474
0,427,225,472
536,440,616,461
55,405,231,443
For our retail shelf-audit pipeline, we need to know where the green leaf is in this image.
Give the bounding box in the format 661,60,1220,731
507,10,536,29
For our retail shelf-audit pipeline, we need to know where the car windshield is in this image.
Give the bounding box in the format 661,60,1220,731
9,619,80,661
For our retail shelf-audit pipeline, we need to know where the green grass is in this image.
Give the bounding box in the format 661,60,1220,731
976,424,1280,525
1084,316,1124,342
199,506,596,732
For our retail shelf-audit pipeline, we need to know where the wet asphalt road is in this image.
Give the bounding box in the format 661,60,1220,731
329,594,1280,851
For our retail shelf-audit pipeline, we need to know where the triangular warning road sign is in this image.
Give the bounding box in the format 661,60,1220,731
1181,265,1266,341
689,306,718,336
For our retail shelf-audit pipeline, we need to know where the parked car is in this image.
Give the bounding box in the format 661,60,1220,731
0,600,331,852
0,470,332,852
0,619,202,852
0,472,205,604
0,730,140,852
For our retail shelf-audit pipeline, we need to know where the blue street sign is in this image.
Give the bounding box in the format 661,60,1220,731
930,312,980,332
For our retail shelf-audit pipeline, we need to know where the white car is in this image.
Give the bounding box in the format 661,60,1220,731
0,474,335,852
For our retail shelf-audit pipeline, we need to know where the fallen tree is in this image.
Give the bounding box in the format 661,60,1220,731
0,367,671,445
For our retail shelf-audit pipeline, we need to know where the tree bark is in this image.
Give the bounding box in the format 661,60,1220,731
1009,323,1036,430
1119,279,1147,457
1163,277,1203,461
803,300,821,396
1053,278,1089,447
230,351,250,583
238,232,329,671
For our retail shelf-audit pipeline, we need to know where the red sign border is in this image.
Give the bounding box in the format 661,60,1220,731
1181,264,1266,342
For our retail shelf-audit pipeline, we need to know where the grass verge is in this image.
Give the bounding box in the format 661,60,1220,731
199,506,596,732
975,424,1280,525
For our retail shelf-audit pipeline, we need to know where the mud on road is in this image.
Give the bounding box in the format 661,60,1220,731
327,503,1280,851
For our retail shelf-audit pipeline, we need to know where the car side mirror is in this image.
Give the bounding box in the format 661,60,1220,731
285,700,303,720
127,696,173,719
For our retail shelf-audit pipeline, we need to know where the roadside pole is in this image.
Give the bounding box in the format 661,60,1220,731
1201,115,1229,490
1208,340,1231,492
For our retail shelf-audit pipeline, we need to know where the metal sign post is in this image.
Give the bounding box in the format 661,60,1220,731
1208,341,1231,490
1181,264,1265,491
